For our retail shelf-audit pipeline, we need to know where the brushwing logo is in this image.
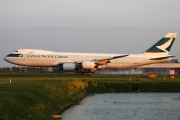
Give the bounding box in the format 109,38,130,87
156,35,174,53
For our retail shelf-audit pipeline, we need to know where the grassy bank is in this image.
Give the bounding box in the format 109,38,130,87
1,75,180,119
0,77,88,120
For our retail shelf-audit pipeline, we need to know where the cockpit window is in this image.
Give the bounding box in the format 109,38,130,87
14,51,18,52
6,54,23,57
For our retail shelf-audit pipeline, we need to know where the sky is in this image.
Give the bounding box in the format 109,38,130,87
1,0,180,67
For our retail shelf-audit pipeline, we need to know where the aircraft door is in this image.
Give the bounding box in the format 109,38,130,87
21,54,26,61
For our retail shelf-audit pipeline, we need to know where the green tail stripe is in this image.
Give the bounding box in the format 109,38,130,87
145,38,175,53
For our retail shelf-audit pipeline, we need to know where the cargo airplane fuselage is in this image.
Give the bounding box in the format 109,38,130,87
4,33,177,75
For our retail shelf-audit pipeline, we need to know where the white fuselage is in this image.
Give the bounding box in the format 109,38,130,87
4,49,171,69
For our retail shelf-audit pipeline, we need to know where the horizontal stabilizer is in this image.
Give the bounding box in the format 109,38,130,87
149,55,175,60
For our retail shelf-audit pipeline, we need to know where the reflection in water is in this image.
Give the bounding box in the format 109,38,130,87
171,96,180,101
62,93,180,120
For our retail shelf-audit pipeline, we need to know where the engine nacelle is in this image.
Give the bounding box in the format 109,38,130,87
82,61,95,69
62,63,76,71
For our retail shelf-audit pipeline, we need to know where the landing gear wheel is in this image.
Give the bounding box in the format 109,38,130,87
81,71,85,75
19,66,23,73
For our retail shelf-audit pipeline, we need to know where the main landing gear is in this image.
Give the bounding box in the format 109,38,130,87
80,69,96,75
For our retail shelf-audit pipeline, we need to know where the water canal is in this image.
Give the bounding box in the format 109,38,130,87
62,93,180,120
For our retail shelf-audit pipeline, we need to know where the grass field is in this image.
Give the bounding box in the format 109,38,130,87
0,74,180,120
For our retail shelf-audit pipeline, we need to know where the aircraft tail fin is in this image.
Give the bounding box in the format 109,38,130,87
143,33,177,55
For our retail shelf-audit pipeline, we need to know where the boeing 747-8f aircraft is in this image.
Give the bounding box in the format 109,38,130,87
4,33,177,75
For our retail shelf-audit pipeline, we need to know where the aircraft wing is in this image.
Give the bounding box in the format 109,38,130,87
149,55,175,60
94,54,129,65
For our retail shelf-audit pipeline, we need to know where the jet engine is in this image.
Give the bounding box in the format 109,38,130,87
82,61,95,69
59,61,96,72
62,63,76,71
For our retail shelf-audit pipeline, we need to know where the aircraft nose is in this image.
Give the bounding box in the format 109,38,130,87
4,55,11,62
4,56,8,62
